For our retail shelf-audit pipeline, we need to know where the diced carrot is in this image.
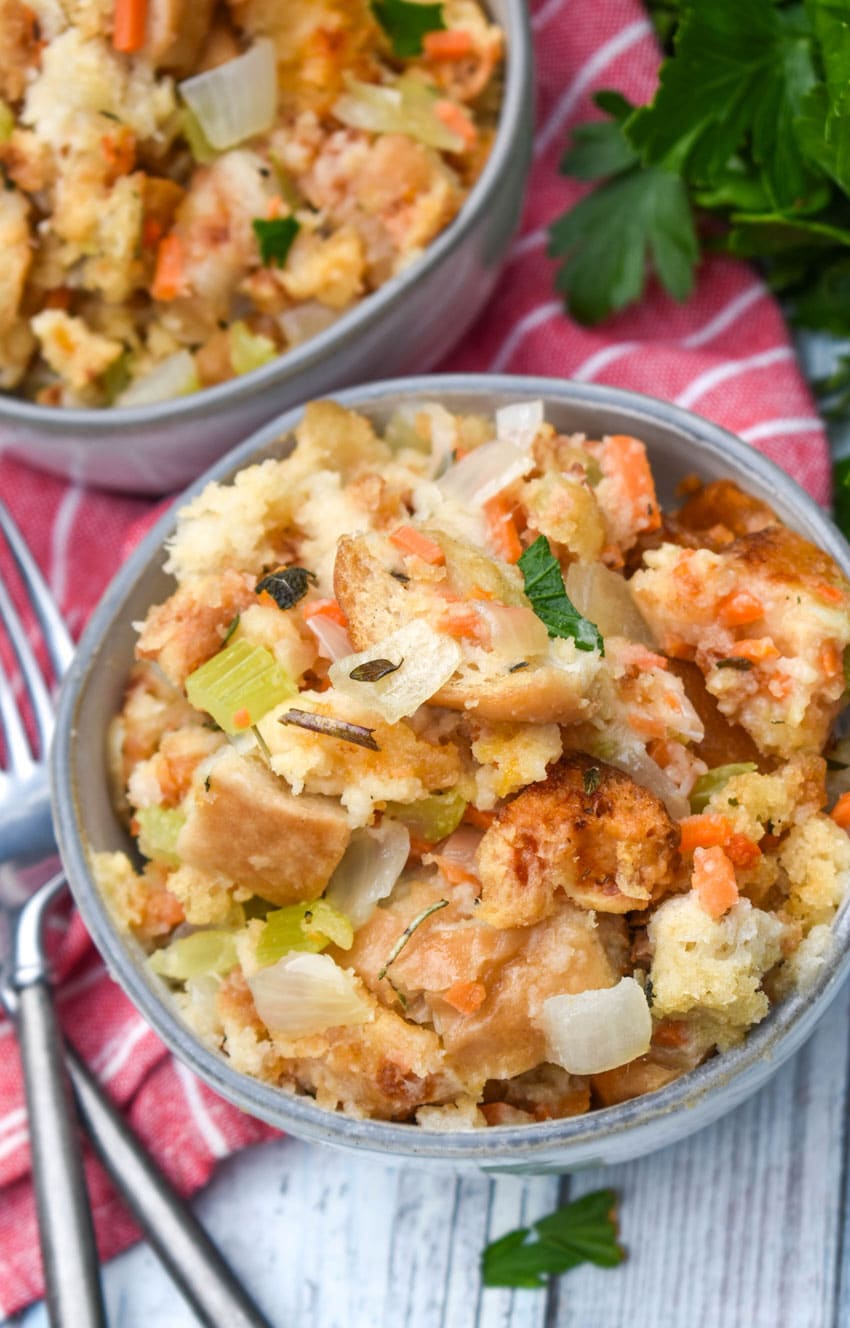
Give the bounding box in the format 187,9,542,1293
820,641,842,679
725,834,762,869
150,234,186,302
390,525,445,565
463,806,495,831
302,598,348,627
692,845,739,919
816,581,844,605
424,28,474,59
631,647,669,671
729,637,779,663
442,980,487,1014
717,590,764,627
679,813,733,854
652,1019,689,1049
435,99,478,147
113,0,147,52
628,712,666,739
266,195,285,219
102,130,136,178
604,435,661,533
434,857,479,887
831,791,850,830
233,707,251,730
483,494,523,564
437,604,488,642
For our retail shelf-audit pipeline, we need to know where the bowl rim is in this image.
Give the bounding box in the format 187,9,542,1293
52,373,850,1161
0,0,532,438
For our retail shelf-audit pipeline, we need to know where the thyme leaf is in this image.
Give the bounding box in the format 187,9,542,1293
280,709,380,751
378,899,449,981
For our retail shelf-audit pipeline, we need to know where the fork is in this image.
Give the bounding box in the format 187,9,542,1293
0,500,273,1328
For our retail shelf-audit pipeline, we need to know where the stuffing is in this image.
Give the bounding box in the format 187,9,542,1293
5,4,498,404
476,755,680,926
136,568,256,687
648,894,787,1048
30,310,122,393
107,398,850,1127
472,720,562,807
176,746,351,904
260,690,464,826
779,814,850,929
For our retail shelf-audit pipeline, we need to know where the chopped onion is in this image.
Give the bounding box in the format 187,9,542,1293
116,351,199,408
247,952,372,1038
333,74,464,152
324,820,411,928
473,601,550,661
435,827,482,875
541,977,652,1075
437,440,534,508
306,614,354,663
605,738,690,819
329,620,461,724
495,400,544,452
565,562,655,646
178,40,277,151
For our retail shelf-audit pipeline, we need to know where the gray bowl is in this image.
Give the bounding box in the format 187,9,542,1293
52,374,850,1174
0,1,531,496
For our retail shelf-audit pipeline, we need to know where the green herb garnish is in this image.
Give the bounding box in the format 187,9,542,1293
518,536,604,654
256,566,316,611
550,0,850,365
481,1188,624,1290
716,656,754,671
582,766,602,796
371,0,445,58
548,92,697,323
252,216,300,269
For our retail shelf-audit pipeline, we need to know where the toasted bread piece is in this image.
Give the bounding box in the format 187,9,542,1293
176,746,350,905
136,569,256,687
334,532,599,724
476,754,680,925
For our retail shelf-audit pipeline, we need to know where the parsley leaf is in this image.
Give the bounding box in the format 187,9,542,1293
518,536,604,654
371,0,445,58
252,216,300,269
481,1189,624,1290
549,99,698,323
627,0,820,210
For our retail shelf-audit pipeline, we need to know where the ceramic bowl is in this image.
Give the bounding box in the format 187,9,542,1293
52,374,850,1174
0,1,532,496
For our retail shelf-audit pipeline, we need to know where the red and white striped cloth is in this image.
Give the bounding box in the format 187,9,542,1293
0,0,831,1314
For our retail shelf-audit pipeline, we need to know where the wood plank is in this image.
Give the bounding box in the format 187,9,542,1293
550,979,850,1328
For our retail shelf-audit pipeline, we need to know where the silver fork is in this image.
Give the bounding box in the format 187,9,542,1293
0,500,273,1328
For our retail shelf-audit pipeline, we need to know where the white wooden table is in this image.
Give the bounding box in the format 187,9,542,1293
9,973,850,1328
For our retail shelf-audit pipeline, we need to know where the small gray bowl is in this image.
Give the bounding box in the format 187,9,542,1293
0,0,531,496
52,374,850,1174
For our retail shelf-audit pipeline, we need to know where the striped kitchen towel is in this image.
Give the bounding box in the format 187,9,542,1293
0,0,831,1315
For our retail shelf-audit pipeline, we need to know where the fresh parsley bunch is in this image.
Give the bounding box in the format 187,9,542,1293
550,0,850,334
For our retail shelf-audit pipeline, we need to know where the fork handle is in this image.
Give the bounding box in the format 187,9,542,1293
64,1046,274,1328
17,980,107,1328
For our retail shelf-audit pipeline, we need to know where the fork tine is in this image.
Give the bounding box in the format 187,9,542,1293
0,648,35,776
0,574,54,756
0,500,74,678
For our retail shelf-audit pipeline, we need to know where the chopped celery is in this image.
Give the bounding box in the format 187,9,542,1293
149,929,238,980
186,639,296,734
256,900,354,968
230,321,278,376
136,806,185,866
180,107,218,164
385,789,467,843
0,100,14,144
690,763,758,813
